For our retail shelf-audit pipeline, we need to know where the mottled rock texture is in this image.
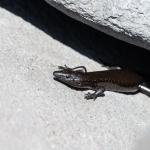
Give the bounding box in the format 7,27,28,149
45,0,150,50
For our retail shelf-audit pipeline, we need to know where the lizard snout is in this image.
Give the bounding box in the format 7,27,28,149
53,71,63,79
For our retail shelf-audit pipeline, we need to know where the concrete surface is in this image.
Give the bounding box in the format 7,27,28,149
1,1,150,150
45,0,150,51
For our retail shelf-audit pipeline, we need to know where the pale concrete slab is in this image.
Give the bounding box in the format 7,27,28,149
0,4,150,150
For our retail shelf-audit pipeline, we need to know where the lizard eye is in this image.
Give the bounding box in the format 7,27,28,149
78,82,81,85
66,75,71,78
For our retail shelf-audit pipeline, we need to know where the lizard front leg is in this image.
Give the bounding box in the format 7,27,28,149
84,87,105,100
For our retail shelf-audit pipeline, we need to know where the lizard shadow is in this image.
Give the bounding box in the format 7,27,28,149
1,0,150,79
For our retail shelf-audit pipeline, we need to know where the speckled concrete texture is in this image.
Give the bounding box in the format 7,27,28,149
45,0,150,50
0,1,150,150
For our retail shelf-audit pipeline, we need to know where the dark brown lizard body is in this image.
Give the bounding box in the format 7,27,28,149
53,66,149,100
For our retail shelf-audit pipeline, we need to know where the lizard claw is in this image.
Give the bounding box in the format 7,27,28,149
84,92,96,100
58,65,69,70
84,90,105,100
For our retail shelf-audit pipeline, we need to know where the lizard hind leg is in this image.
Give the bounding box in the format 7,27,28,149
84,87,105,100
71,66,87,73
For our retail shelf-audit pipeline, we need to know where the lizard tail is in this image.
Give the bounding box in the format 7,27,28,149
139,83,150,97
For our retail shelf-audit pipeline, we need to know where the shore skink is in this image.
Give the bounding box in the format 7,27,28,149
53,65,150,100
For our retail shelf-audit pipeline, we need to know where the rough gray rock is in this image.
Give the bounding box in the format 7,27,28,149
45,0,150,50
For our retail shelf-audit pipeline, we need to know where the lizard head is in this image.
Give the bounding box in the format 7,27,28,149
53,69,84,89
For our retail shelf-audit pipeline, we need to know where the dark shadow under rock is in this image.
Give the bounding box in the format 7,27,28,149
0,0,150,79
